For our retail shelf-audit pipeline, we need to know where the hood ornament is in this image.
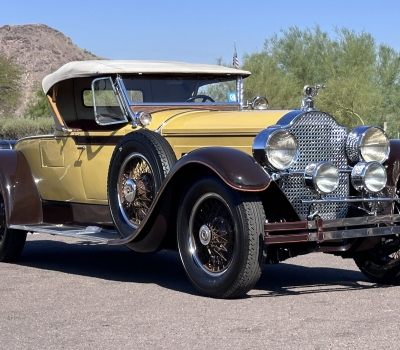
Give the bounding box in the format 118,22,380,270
301,84,325,111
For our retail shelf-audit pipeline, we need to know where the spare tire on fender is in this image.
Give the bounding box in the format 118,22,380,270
107,129,177,238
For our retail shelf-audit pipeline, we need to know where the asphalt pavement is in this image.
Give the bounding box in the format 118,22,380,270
1,233,399,349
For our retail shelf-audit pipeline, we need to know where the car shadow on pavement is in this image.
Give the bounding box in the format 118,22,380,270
252,261,390,298
18,238,389,297
19,238,196,295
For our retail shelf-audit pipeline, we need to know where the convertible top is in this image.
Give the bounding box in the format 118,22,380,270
42,60,251,93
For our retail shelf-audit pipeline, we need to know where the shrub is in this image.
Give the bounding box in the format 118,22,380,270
0,117,54,140
24,88,51,119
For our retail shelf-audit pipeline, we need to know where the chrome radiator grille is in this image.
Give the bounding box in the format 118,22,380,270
280,111,349,220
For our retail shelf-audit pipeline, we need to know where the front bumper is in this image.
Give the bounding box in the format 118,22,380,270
264,214,400,244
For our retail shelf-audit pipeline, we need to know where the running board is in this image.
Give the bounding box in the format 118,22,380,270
10,224,120,243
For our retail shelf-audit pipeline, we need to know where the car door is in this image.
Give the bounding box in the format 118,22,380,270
15,134,86,203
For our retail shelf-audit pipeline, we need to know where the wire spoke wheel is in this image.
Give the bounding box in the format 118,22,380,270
189,193,235,275
389,251,400,262
387,201,400,263
354,199,400,283
177,176,266,298
108,129,177,239
117,153,155,228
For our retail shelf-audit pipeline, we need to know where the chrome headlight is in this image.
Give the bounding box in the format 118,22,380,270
346,126,389,164
133,111,152,127
304,161,339,194
253,129,299,170
249,96,268,110
351,161,387,193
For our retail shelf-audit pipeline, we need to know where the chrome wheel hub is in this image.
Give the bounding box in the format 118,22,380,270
199,225,211,245
123,179,137,203
189,193,235,276
117,153,155,229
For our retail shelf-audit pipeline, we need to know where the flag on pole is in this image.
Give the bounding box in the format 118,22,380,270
233,41,239,69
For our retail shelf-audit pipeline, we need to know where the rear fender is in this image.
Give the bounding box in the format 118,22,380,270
109,147,273,252
0,140,17,149
0,150,42,225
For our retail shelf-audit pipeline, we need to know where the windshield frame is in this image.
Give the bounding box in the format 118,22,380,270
116,74,244,110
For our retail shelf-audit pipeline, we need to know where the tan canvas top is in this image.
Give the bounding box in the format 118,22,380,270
42,60,251,93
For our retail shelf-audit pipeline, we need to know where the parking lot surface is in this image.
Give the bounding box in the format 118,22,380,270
1,234,399,349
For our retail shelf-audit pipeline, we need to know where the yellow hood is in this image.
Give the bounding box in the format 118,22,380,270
149,109,294,135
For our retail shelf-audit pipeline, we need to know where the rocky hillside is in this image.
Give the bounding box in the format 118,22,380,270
0,24,103,116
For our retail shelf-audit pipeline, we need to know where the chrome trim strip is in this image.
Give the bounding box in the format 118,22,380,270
301,197,400,204
306,214,400,229
10,224,120,242
127,102,240,107
264,214,400,244
308,225,400,242
280,168,352,176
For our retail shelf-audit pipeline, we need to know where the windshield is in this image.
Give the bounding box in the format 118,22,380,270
121,75,238,104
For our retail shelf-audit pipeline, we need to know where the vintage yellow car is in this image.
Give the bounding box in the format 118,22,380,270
1,60,400,298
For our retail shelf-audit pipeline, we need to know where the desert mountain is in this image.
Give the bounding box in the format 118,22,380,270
0,23,102,116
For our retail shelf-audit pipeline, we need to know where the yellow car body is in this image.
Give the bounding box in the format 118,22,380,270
15,108,290,204
1,60,400,298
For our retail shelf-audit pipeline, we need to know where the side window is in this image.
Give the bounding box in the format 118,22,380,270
82,91,95,106
83,90,143,105
127,90,143,103
91,77,128,125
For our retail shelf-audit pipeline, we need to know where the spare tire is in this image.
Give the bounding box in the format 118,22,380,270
107,129,177,238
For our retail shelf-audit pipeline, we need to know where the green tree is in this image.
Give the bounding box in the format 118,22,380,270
318,29,382,127
375,45,400,136
241,27,400,136
0,54,22,118
242,51,298,108
24,86,51,119
376,45,400,114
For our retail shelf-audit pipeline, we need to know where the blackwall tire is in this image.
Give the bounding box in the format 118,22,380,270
354,250,400,284
0,192,27,262
354,202,400,284
108,129,176,238
177,176,266,298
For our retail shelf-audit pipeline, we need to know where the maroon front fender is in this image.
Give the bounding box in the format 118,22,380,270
0,150,42,225
108,147,271,252
174,147,272,191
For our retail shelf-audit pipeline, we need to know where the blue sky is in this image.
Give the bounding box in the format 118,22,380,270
1,0,399,65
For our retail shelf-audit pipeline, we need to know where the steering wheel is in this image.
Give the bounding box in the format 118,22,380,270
185,95,215,103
